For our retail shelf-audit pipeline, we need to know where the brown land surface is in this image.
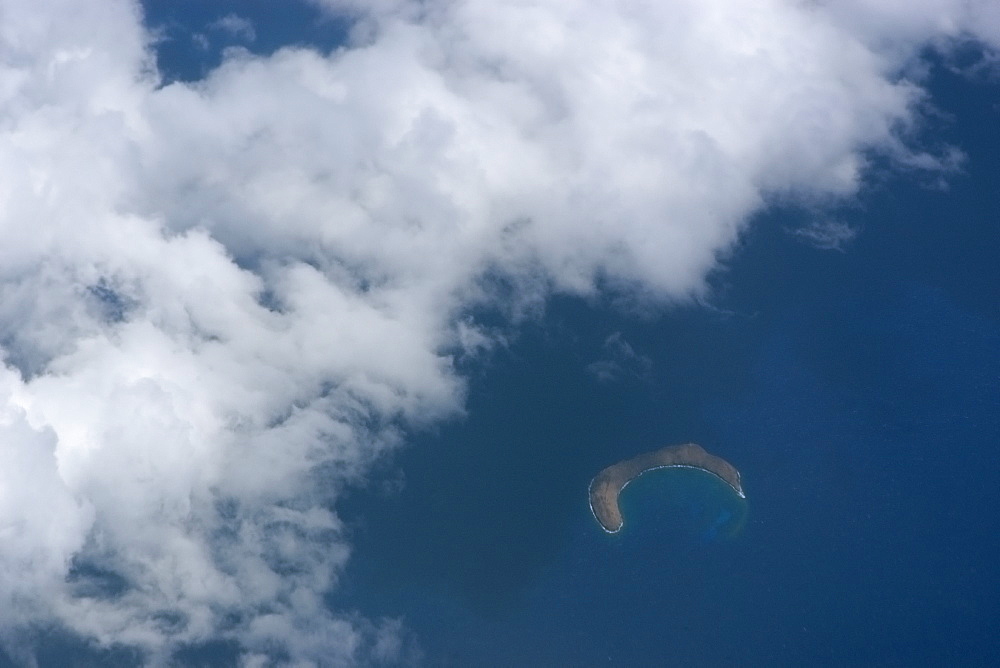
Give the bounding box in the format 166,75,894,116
588,443,744,533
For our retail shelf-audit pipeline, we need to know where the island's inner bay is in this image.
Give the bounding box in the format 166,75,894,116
588,443,745,533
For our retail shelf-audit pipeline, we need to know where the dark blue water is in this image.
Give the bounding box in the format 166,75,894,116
335,60,1000,666
141,0,350,84
4,12,998,666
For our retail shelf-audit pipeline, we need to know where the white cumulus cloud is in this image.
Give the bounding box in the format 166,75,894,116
0,0,996,663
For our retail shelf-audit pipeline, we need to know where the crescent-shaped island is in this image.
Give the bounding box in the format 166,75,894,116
588,443,745,534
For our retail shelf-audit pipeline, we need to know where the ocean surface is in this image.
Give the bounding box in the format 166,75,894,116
334,61,1000,665
4,11,997,666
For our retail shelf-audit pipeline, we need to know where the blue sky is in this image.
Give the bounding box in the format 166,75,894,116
0,1,997,666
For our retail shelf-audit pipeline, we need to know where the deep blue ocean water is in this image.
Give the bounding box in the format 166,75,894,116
334,61,1000,665
3,6,997,665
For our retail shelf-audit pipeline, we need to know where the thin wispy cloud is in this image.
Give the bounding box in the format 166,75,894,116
588,333,653,383
0,0,997,663
210,14,256,43
791,220,860,251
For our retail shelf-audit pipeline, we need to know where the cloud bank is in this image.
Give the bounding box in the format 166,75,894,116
0,0,996,663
